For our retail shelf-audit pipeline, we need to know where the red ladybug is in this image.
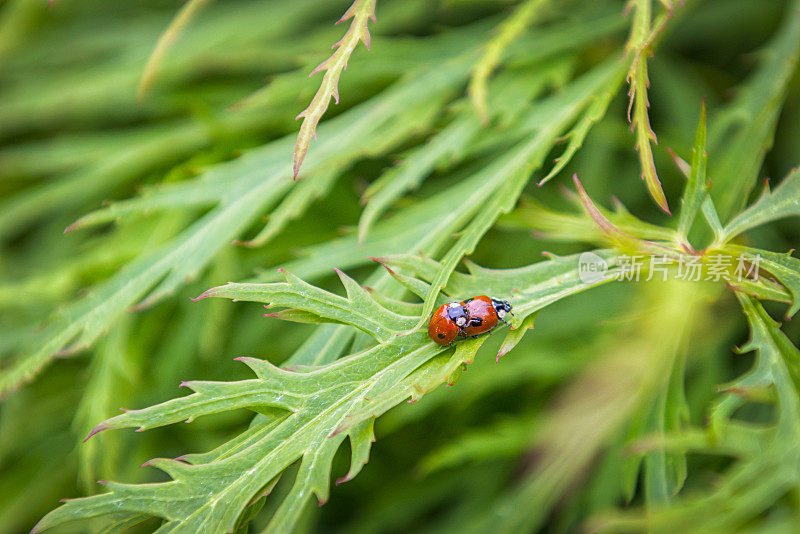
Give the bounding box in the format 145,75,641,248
428,301,470,345
462,295,512,337
427,296,512,345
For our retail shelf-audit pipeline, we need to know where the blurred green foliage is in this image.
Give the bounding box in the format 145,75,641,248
1,0,800,532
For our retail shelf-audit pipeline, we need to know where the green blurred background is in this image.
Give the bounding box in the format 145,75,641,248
1,0,799,532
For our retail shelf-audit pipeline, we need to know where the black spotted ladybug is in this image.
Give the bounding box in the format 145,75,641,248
428,296,512,345
428,301,469,345
462,295,512,337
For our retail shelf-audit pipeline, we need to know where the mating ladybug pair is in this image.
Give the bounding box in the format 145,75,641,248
427,295,513,345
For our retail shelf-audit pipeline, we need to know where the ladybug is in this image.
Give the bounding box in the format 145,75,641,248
427,296,513,345
460,295,512,337
428,301,470,345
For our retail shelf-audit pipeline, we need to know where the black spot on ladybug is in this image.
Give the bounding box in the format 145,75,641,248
438,333,445,339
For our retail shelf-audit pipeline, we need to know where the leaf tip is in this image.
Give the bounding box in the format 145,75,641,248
335,472,357,486
309,62,326,77
84,421,108,442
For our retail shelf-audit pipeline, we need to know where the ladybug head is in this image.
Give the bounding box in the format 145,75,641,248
446,302,469,327
491,298,512,319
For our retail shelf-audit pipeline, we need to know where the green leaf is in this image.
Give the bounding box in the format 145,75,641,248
137,0,215,97
0,51,471,397
243,58,626,295
720,167,800,242
676,101,708,240
286,324,356,367
0,122,212,241
571,175,651,252
599,295,800,532
377,249,621,321
504,194,675,245
410,56,629,331
709,0,800,221
468,0,551,123
496,312,537,362
725,245,800,318
199,268,417,343
538,65,626,185
668,148,724,241
358,117,477,243
36,335,443,534
36,251,621,533
336,419,375,485
73,316,135,493
292,0,377,179
445,281,713,534
643,349,689,504
725,276,792,308
625,0,673,214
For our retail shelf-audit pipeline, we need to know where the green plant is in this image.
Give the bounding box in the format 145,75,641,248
2,0,800,532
